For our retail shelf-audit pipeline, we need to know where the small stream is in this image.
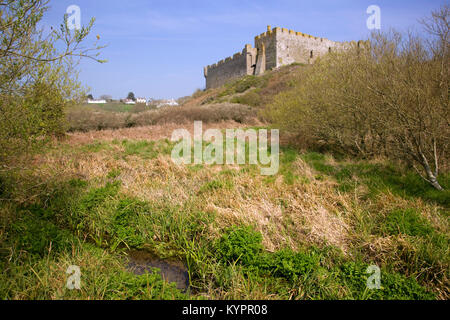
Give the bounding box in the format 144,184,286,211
126,250,190,292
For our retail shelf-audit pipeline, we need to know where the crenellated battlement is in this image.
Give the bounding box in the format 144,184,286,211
204,44,258,88
254,25,329,43
204,25,343,89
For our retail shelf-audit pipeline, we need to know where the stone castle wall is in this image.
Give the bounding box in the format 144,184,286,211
204,45,257,89
204,26,343,89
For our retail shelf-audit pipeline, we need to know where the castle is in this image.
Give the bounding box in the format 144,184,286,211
204,26,343,89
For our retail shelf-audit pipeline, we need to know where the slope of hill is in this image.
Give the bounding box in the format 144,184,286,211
182,64,308,109
1,63,448,300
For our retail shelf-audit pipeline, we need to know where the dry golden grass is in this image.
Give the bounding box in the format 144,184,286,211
66,103,261,132
64,121,252,146
14,123,448,262
3,118,448,300
35,127,357,254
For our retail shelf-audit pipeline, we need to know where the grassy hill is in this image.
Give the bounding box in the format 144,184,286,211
1,64,448,300
182,64,308,109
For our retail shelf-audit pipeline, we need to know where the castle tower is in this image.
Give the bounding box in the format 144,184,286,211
203,26,342,89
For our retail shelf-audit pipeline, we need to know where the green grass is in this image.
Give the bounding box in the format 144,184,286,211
218,75,269,98
122,139,174,159
213,226,435,300
381,209,435,237
279,147,299,185
301,152,450,206
87,103,136,113
79,141,112,153
0,144,448,300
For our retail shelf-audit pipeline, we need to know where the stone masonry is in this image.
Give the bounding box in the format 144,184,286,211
204,25,343,89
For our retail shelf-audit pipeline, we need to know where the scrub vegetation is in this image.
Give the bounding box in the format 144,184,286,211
0,2,448,300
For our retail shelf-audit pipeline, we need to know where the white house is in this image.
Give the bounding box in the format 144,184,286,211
87,99,107,104
136,98,146,104
124,99,136,105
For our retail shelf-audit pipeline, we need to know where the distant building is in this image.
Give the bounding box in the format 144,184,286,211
136,98,147,104
204,25,347,89
87,99,107,104
123,99,136,105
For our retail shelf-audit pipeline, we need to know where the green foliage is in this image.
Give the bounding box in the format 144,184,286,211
127,92,136,101
107,169,122,179
122,139,173,159
10,213,73,256
111,199,147,248
123,140,158,159
279,148,299,185
258,249,320,281
80,141,111,153
79,182,120,212
338,262,435,300
215,226,263,265
198,179,233,194
214,226,435,299
231,90,262,107
382,209,434,237
104,269,187,300
0,0,104,164
301,152,336,175
219,76,268,97
265,24,449,191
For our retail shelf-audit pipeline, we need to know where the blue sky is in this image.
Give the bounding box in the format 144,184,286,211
42,0,446,99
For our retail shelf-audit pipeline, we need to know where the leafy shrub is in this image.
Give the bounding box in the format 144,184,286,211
121,140,173,159
338,262,435,300
10,214,73,255
231,91,262,107
215,226,263,265
258,249,319,281
111,199,147,248
79,182,121,212
67,182,121,233
232,76,268,94
122,140,157,159
104,269,187,300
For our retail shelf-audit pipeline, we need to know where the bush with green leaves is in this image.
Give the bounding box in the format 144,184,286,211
215,226,263,265
111,199,147,248
0,0,104,165
338,262,435,300
104,269,187,300
10,213,74,256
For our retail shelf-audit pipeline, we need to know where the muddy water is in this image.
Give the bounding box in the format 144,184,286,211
126,250,190,292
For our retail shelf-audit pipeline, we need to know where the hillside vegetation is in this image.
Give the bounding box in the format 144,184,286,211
1,121,448,299
0,4,448,301
2,50,449,300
